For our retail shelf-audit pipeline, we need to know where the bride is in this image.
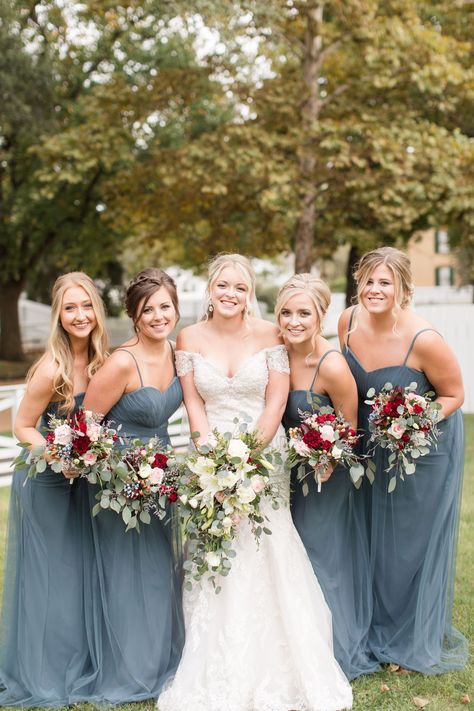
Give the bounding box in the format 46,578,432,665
157,254,352,711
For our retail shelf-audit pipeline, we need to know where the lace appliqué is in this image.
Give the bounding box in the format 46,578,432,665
175,350,194,376
265,345,290,374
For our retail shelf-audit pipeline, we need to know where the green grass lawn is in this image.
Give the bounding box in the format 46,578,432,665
0,417,472,710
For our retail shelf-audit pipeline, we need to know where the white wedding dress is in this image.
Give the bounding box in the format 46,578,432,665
158,346,352,711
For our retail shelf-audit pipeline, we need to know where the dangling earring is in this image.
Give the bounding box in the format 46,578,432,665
208,299,214,313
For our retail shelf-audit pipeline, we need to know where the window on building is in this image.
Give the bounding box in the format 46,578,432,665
434,229,450,254
435,266,454,286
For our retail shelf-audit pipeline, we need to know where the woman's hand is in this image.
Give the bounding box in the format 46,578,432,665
318,462,335,484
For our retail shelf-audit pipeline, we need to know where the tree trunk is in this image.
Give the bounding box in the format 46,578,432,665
345,244,359,308
0,280,25,360
293,3,323,274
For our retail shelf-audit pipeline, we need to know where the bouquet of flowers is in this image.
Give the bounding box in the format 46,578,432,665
92,438,179,532
365,381,442,492
287,400,364,495
15,408,118,483
179,425,282,592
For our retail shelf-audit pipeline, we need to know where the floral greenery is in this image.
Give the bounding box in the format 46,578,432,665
13,409,118,480
287,395,364,495
92,438,179,533
179,422,282,593
0,415,472,709
365,382,442,493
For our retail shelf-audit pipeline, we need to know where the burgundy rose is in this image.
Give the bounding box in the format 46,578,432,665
302,430,322,449
153,453,168,469
73,435,91,455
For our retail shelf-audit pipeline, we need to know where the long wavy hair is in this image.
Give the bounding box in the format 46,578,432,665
203,253,256,325
275,273,331,355
28,272,108,413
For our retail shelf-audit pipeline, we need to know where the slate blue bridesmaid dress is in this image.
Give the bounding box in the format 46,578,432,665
80,348,185,703
0,394,92,707
283,350,378,680
343,310,468,673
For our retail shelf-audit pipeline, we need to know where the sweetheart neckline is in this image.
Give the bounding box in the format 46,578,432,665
193,348,273,380
121,376,179,397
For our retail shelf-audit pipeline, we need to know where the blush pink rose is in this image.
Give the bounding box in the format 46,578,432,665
149,467,164,485
81,451,97,465
388,421,406,440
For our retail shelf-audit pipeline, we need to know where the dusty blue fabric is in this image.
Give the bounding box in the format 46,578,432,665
344,342,468,673
77,377,185,703
0,394,92,707
283,389,378,680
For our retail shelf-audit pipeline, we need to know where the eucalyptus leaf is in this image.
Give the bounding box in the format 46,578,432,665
388,476,397,493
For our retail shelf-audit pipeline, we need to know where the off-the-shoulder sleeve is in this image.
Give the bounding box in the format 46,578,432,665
266,345,290,374
175,350,195,376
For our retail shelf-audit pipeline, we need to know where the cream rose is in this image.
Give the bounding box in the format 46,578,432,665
388,421,406,440
205,551,221,568
320,424,336,443
227,438,250,462
149,467,164,485
236,483,257,504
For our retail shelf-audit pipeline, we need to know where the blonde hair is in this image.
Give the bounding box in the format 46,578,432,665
275,273,331,353
354,246,414,311
28,272,108,413
204,253,256,323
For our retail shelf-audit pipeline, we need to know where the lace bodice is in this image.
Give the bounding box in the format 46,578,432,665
175,345,289,435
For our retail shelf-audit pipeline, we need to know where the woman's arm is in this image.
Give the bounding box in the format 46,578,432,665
176,329,210,445
256,369,289,447
322,354,358,429
14,359,57,447
415,332,464,418
83,352,131,416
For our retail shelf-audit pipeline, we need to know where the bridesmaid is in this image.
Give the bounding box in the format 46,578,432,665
0,272,108,706
339,246,468,673
82,268,184,703
277,273,378,680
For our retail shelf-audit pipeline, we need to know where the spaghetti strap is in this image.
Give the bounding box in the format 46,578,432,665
168,341,178,376
114,348,144,387
310,349,340,391
402,328,440,366
346,307,357,347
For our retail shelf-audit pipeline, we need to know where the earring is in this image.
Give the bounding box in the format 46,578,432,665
208,299,214,313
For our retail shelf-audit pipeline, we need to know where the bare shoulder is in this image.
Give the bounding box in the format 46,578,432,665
176,323,206,351
320,349,350,378
250,318,282,348
104,347,139,375
29,355,57,389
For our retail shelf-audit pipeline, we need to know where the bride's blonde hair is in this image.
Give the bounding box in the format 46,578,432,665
28,272,108,413
204,253,256,324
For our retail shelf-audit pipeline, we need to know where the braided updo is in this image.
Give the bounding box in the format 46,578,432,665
125,268,180,332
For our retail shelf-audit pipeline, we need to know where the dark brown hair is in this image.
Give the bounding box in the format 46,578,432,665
125,268,180,332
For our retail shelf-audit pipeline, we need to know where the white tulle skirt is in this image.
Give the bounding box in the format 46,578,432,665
157,495,353,711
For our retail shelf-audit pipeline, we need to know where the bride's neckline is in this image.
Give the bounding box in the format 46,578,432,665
191,347,274,381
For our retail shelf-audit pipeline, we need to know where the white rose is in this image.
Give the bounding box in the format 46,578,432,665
227,438,250,462
54,424,73,446
217,467,239,488
236,483,257,504
205,551,221,568
320,424,336,443
138,463,153,479
250,474,266,493
189,497,199,509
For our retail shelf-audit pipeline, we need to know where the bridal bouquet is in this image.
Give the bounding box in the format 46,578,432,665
365,381,442,492
287,402,364,494
179,427,282,592
15,408,118,482
92,438,180,532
